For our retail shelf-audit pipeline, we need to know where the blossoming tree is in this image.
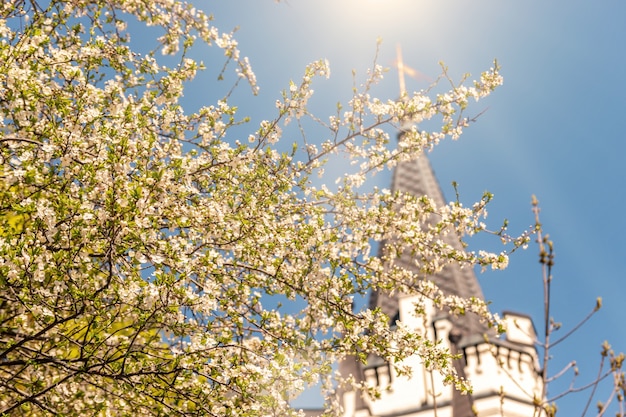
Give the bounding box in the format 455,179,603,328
0,1,515,415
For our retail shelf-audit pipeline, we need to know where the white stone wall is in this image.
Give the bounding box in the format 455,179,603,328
340,296,544,417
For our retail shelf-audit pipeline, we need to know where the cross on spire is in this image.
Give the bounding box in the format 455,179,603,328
395,44,430,97
396,44,408,96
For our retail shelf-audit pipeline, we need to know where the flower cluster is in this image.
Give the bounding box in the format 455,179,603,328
0,1,517,416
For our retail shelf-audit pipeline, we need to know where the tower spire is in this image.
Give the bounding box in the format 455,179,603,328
369,145,487,338
368,45,486,335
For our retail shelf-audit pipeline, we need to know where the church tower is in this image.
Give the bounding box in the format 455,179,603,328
337,50,544,417
336,144,543,417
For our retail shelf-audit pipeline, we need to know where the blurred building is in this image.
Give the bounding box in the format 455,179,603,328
335,145,543,417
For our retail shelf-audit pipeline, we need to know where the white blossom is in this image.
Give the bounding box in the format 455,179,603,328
0,1,515,416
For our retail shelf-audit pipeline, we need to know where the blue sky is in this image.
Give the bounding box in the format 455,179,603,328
180,0,626,413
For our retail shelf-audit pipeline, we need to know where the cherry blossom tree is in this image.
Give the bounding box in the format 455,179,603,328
0,1,515,416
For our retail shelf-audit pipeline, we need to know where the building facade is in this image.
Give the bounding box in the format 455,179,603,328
336,149,543,417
